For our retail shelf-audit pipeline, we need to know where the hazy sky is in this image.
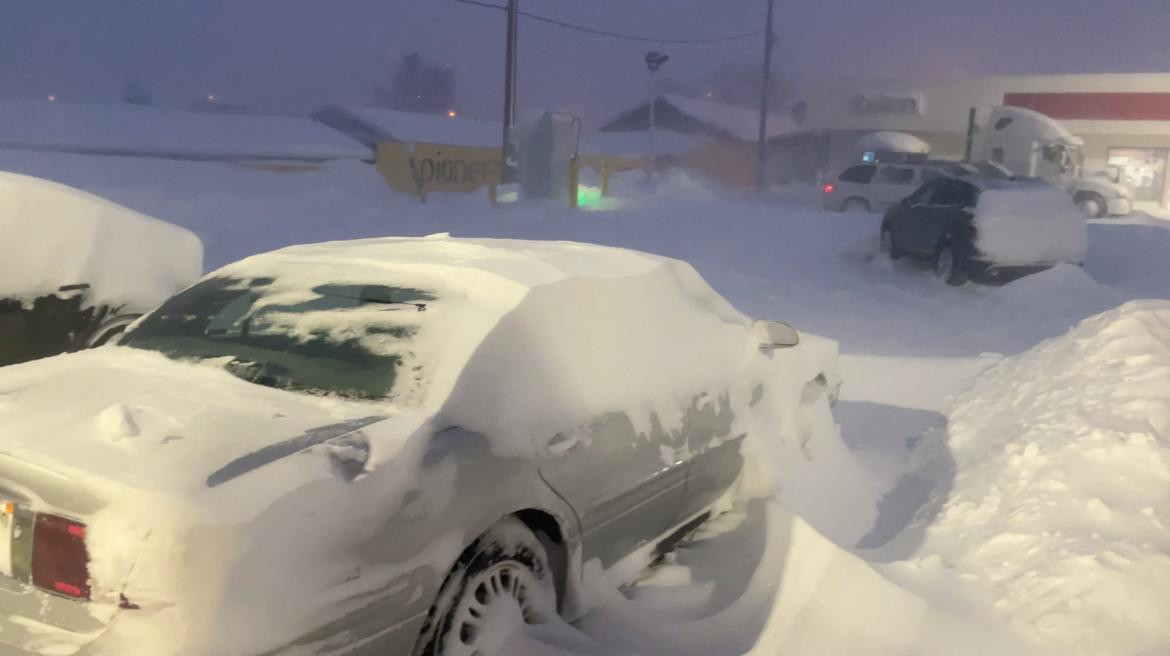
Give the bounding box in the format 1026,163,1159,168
3,1,1169,127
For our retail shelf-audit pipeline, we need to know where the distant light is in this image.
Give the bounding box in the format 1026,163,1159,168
47,94,57,102
207,93,217,102
706,92,713,98
447,110,457,118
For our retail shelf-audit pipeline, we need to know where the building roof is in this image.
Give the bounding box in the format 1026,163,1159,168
315,105,503,148
0,98,372,161
579,130,707,158
600,94,798,142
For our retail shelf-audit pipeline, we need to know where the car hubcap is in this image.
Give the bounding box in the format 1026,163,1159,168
443,563,547,656
1079,199,1102,217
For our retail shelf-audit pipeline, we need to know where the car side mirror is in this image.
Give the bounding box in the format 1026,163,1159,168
752,319,799,350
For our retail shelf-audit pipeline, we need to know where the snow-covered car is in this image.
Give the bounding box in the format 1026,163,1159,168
0,237,841,656
0,172,203,367
880,176,1087,285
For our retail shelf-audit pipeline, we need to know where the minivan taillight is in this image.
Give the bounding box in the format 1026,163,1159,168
31,514,90,600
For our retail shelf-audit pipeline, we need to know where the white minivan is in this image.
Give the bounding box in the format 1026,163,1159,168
821,161,1010,213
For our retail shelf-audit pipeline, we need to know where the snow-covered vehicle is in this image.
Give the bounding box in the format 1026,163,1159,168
0,172,203,367
973,106,1132,218
880,175,1087,285
0,236,841,656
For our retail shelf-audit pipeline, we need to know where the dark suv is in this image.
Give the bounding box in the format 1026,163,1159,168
879,176,1081,286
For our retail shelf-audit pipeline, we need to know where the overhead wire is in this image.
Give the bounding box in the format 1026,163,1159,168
450,0,764,44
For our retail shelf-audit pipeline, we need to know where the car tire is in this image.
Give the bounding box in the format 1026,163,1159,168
934,245,967,286
415,518,558,656
842,197,870,213
1076,193,1108,219
879,226,902,260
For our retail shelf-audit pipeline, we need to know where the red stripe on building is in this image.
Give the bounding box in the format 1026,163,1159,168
1004,92,1170,122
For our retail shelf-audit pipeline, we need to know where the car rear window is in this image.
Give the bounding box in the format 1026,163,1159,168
122,276,434,401
839,165,877,184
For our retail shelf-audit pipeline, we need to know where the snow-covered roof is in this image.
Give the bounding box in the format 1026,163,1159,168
0,99,372,161
856,131,930,154
321,105,503,148
0,172,203,309
580,130,707,158
662,94,798,141
991,106,1083,146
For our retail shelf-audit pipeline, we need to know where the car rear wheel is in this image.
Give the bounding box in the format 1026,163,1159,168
842,197,870,213
879,227,901,260
935,245,966,286
417,518,557,656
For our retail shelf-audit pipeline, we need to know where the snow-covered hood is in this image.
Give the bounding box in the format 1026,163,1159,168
0,346,425,520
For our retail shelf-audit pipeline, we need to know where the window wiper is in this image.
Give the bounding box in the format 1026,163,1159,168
360,298,427,312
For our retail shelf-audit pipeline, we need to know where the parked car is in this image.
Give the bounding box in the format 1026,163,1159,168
821,160,1010,213
0,237,842,656
879,175,1088,285
0,172,202,367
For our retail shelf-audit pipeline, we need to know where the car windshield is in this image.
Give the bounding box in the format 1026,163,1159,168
121,275,435,401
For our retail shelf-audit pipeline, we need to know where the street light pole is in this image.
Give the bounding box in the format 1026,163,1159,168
756,0,776,193
501,0,520,184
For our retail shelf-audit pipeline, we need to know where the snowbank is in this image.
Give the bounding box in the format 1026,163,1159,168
975,186,1087,265
0,172,202,309
901,301,1170,655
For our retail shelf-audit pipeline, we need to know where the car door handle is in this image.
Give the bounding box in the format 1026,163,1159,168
546,432,581,456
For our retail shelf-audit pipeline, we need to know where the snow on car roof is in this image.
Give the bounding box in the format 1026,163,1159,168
0,171,203,309
215,235,755,459
221,235,669,291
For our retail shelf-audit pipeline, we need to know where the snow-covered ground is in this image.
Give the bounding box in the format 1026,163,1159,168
2,151,1168,655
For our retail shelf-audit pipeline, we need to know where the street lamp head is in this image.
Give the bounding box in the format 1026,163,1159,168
645,51,669,72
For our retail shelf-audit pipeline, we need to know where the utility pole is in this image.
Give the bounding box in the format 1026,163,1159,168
755,0,776,193
645,51,669,182
501,0,520,184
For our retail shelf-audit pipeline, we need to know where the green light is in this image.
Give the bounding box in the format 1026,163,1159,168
576,185,604,208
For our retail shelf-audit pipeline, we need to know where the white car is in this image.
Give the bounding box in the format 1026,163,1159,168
0,236,841,656
822,161,1009,213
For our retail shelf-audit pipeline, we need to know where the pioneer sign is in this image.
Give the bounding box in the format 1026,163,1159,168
376,142,502,198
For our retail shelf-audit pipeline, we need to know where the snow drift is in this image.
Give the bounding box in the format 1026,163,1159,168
0,172,202,309
974,185,1087,265
905,301,1170,655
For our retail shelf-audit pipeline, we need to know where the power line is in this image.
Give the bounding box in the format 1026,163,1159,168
451,0,765,44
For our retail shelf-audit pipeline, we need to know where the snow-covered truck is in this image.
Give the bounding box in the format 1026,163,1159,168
0,172,203,367
972,106,1131,218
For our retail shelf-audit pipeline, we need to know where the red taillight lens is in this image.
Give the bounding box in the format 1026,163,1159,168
823,183,835,194
31,514,90,600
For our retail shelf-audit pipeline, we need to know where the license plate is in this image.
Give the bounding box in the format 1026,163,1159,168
0,500,14,578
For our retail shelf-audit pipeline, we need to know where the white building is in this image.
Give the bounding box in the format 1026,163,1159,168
798,73,1170,206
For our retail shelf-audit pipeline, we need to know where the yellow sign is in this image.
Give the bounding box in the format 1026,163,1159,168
376,142,502,199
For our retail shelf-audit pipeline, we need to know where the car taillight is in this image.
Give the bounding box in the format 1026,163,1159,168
823,184,835,194
31,514,90,600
